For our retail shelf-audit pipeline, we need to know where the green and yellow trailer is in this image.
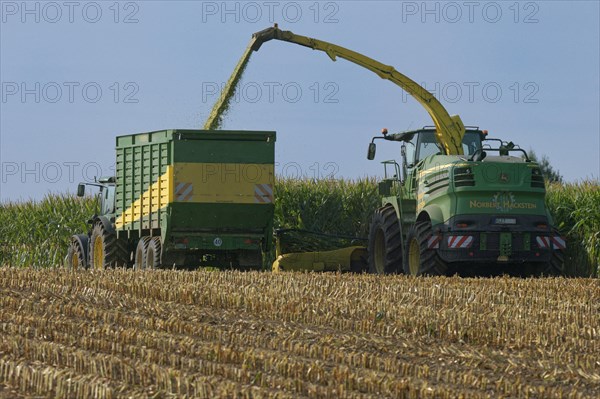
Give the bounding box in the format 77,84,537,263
68,129,276,270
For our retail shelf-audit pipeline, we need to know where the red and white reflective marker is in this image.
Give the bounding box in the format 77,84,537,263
427,235,440,249
550,236,566,250
536,236,551,249
447,235,473,249
536,236,566,250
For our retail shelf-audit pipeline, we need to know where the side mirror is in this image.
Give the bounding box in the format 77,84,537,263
77,184,85,197
367,142,376,160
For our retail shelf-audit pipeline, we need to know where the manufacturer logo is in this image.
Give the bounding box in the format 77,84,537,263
492,192,516,212
469,192,537,212
213,237,223,247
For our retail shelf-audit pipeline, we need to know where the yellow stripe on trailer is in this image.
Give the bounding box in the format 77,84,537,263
115,165,172,229
173,163,274,204
115,163,274,229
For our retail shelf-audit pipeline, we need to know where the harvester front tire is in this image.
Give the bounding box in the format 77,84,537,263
146,237,162,269
404,221,448,276
89,222,128,269
367,205,402,274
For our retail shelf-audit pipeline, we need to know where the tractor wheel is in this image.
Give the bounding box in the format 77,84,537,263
89,222,128,269
135,237,151,269
146,237,162,269
67,235,88,270
367,205,402,274
404,221,448,276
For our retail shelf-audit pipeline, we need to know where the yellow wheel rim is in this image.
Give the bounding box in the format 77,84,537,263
93,236,104,270
408,238,420,276
71,252,79,270
373,229,385,274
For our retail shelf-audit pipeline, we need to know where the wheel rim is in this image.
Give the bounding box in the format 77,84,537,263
71,251,79,270
373,229,385,274
408,238,420,276
93,236,104,269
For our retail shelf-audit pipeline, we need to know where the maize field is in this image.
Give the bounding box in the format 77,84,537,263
0,268,598,398
1,179,598,275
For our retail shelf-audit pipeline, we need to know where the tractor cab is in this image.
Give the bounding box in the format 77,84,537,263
76,176,116,218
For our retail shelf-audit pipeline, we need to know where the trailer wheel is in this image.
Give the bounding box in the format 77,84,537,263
146,237,162,269
67,235,88,270
367,205,402,274
135,237,151,269
89,222,128,269
404,221,448,276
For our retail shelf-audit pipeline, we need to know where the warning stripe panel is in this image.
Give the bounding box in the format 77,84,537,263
427,235,440,249
536,236,566,250
254,183,274,203
551,236,566,250
536,236,551,249
175,182,194,202
447,235,474,249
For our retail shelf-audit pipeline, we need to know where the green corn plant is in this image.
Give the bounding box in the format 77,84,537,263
1,179,598,276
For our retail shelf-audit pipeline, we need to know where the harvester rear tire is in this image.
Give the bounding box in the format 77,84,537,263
538,250,564,277
89,222,128,269
135,237,151,269
367,205,402,274
404,221,448,276
67,235,88,270
146,237,162,269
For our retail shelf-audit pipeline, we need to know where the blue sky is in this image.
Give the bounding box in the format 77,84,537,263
1,0,599,201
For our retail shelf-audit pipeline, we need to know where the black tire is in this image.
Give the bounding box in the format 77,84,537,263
528,230,565,277
67,235,88,270
135,237,151,269
367,205,402,274
404,221,448,276
537,250,564,277
89,222,128,269
146,237,162,269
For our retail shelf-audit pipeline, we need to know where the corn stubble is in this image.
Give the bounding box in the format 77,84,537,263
0,268,598,398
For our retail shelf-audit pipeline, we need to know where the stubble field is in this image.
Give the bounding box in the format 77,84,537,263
0,268,598,398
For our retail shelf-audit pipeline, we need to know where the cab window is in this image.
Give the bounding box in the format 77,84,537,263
416,132,442,162
100,186,115,215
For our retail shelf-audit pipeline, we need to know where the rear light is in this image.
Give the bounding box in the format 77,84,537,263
536,223,548,229
456,223,468,228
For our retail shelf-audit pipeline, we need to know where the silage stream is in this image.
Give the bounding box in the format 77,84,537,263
203,41,254,130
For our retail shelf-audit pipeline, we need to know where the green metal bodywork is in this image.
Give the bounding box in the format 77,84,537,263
373,128,556,265
113,129,276,267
